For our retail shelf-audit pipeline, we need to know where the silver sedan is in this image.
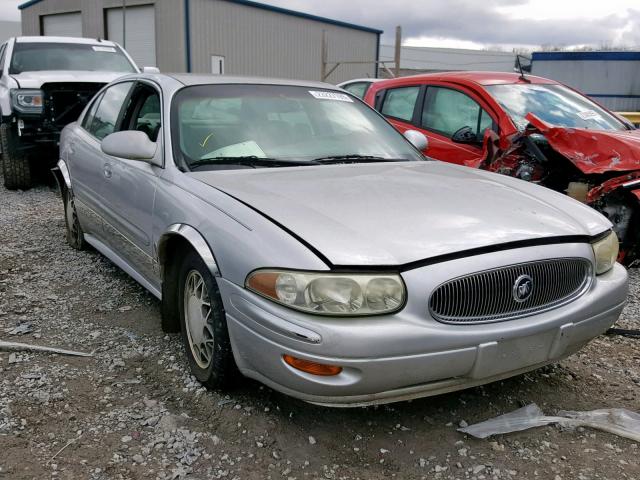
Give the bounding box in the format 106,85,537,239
55,73,628,407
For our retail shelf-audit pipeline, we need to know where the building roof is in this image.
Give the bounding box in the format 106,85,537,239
532,51,640,61
379,45,517,72
18,0,383,35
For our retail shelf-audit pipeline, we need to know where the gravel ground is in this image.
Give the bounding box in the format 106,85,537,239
0,177,639,480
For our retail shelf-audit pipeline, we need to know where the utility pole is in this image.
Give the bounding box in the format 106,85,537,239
321,30,327,82
394,25,402,78
122,0,127,48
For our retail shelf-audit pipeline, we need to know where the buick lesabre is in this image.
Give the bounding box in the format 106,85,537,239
54,73,628,406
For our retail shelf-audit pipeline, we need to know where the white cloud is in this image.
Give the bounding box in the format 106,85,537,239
0,0,21,22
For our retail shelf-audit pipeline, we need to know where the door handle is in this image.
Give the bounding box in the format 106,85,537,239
103,163,112,178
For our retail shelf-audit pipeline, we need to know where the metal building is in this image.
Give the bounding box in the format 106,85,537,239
18,0,382,83
531,51,640,112
378,44,518,77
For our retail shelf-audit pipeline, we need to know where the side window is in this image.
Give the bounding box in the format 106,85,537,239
88,82,133,141
0,44,6,75
132,91,161,142
381,86,420,122
421,87,492,139
82,92,104,131
343,82,369,100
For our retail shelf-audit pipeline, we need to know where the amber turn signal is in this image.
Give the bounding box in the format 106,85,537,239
283,354,343,376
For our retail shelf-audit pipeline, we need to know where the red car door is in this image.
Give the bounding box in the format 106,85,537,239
376,82,499,168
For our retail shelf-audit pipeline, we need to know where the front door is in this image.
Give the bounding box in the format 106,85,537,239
99,82,163,285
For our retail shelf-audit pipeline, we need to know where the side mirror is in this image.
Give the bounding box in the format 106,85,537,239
142,66,160,73
101,131,158,163
403,129,429,152
451,126,480,144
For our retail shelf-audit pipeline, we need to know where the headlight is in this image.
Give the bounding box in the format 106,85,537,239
11,89,44,113
246,269,406,316
592,230,619,275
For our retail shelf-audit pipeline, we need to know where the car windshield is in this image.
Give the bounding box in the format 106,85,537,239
485,83,627,132
171,84,424,170
9,42,137,74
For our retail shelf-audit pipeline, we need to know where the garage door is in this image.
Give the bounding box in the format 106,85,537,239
106,5,156,68
42,12,82,37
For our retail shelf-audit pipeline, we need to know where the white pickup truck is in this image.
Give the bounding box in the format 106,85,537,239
0,36,140,190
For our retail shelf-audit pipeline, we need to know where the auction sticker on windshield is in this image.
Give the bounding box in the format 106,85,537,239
577,110,600,120
309,91,353,102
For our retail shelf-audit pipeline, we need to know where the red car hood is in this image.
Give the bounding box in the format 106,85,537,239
526,113,640,174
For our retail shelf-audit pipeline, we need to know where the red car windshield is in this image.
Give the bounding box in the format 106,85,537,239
485,84,627,132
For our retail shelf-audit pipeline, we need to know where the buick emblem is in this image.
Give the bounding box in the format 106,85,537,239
513,274,533,303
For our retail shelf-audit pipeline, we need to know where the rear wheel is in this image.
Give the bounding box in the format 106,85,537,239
177,250,235,389
64,189,86,250
0,122,31,190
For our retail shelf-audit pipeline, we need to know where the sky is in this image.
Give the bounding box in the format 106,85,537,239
1,0,638,51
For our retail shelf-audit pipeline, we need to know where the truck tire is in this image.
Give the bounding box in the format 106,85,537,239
0,123,32,190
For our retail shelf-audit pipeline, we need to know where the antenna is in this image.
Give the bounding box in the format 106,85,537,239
516,55,531,83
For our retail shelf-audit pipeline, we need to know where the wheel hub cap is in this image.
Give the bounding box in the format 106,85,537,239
183,270,214,369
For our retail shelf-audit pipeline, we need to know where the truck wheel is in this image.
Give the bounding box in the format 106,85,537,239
1,123,31,190
64,189,86,250
177,250,235,389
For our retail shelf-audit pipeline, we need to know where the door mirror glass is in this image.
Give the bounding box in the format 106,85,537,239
404,129,428,151
101,130,157,161
451,125,479,144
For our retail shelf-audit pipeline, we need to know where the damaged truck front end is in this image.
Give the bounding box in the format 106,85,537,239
11,82,105,148
484,113,640,265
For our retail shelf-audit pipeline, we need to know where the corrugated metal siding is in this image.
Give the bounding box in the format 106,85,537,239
20,0,376,79
532,57,640,111
188,0,378,83
20,0,186,73
379,45,516,73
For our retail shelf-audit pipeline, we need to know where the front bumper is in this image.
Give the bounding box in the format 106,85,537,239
218,243,628,407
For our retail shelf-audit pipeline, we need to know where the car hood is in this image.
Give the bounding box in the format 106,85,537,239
11,71,128,88
189,161,610,266
526,113,640,174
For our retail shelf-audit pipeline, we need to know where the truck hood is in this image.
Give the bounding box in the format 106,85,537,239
189,161,610,266
11,70,128,88
526,113,640,174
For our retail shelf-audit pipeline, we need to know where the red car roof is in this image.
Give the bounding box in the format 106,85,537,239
374,71,557,87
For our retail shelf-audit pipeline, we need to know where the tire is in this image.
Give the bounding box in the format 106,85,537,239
177,250,235,389
64,189,86,250
0,122,31,190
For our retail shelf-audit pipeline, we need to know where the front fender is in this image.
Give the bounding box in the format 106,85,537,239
51,159,71,198
156,223,220,277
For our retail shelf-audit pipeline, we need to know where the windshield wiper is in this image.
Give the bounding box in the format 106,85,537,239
189,156,317,170
312,155,409,164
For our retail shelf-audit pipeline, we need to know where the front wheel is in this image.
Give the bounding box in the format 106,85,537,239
0,122,32,190
177,250,235,389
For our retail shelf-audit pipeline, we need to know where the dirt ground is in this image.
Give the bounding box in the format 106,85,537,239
0,178,638,480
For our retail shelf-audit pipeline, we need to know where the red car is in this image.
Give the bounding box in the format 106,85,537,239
363,72,640,264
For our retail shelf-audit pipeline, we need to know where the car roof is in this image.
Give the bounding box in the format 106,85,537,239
337,78,382,86
167,73,341,90
378,71,557,87
15,36,118,46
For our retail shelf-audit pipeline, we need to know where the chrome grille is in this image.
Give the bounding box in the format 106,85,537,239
429,258,592,324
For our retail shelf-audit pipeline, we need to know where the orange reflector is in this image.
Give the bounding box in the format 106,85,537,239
283,354,342,376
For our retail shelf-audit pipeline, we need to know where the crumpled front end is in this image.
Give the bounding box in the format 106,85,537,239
479,114,640,265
